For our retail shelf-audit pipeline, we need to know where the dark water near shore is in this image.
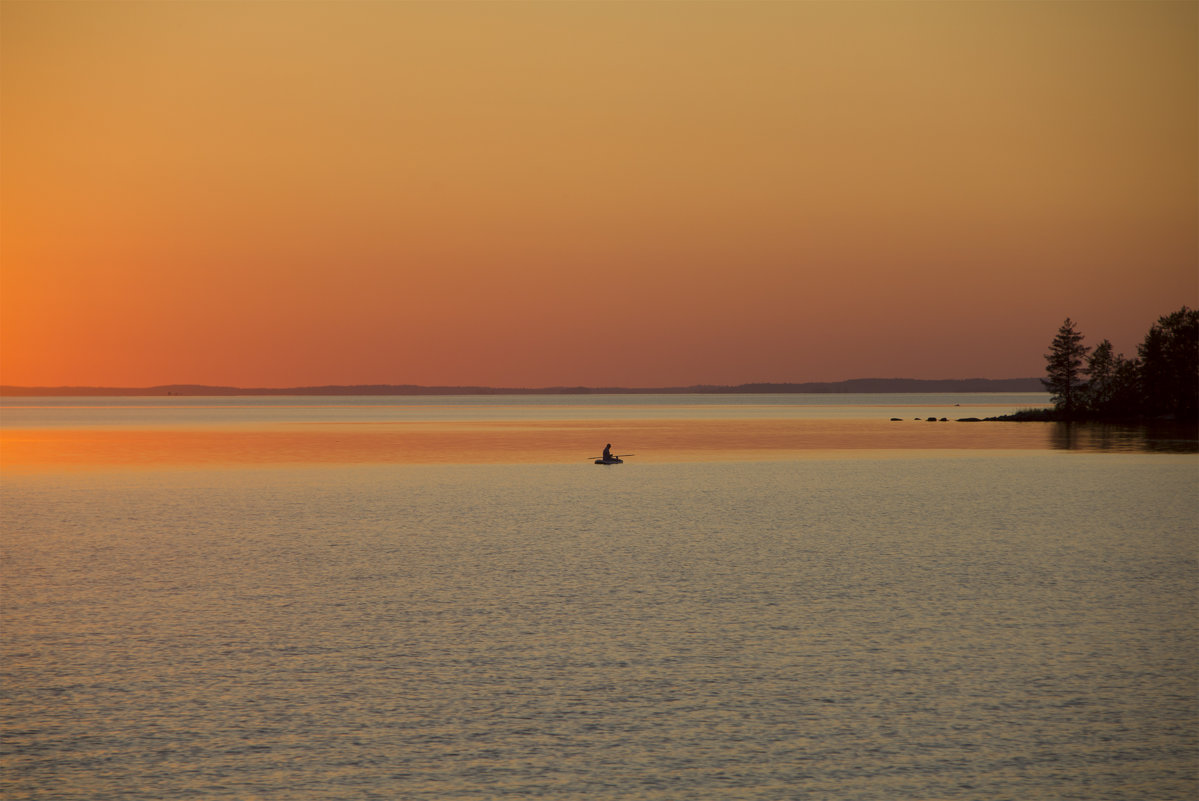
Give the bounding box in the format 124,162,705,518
2,396,1196,799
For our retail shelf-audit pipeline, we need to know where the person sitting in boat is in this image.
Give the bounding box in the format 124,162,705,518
602,443,613,461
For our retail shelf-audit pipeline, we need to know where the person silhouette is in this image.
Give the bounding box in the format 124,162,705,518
602,443,613,461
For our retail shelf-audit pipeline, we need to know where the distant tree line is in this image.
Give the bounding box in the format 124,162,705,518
1043,306,1198,421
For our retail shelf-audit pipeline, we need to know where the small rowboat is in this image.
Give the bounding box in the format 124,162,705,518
593,453,632,465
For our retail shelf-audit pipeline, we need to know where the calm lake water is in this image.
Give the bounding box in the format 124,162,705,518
2,395,1196,799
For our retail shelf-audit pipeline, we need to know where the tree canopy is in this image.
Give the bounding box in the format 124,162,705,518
1043,307,1198,421
1042,318,1089,415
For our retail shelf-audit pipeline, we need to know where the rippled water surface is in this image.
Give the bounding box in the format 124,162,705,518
2,396,1196,799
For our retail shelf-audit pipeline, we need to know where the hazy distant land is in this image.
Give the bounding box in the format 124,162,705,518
0,378,1044,397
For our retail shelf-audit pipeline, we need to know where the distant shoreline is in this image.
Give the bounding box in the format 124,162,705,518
1,378,1044,397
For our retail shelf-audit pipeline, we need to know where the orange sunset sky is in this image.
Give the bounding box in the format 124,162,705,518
2,1,1196,389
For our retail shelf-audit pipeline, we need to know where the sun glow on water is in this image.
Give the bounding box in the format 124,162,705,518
1,396,1195,799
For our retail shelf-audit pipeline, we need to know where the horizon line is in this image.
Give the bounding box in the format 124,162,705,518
0,377,1045,397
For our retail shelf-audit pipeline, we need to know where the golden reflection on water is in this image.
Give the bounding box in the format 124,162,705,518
1,419,1067,471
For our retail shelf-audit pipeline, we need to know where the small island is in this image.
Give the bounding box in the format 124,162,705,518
990,306,1197,425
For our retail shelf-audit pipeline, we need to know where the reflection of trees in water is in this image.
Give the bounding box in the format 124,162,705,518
1048,422,1199,453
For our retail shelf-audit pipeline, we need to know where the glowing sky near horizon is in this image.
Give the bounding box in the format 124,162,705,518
2,1,1195,388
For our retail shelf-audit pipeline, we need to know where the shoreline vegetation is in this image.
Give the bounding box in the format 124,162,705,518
0,377,1043,398
1012,306,1197,426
